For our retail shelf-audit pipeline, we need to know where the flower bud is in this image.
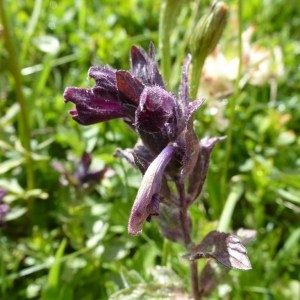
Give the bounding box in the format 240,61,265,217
190,1,228,59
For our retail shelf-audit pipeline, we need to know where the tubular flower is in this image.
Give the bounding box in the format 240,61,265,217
128,143,175,235
64,43,221,236
64,66,126,125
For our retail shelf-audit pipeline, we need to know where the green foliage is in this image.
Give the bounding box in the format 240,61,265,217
0,0,299,299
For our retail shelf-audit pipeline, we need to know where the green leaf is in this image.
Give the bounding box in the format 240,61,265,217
276,188,300,204
4,206,27,221
0,157,25,174
41,239,67,300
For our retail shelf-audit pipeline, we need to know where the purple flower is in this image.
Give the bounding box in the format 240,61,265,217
53,152,107,188
64,66,125,125
128,143,175,235
63,43,222,236
64,43,200,156
0,189,9,226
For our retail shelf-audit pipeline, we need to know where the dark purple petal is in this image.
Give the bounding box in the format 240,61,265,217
116,70,144,106
64,87,125,125
128,143,175,235
88,66,117,88
88,66,119,103
130,45,148,83
135,86,176,133
92,86,119,104
130,43,165,88
147,42,165,87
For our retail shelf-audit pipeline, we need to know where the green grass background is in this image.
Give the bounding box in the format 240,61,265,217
0,0,299,299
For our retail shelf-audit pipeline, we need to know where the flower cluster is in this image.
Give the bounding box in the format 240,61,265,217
64,43,223,237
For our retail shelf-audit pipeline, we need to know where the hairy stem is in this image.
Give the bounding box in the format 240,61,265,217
190,260,200,300
176,180,200,300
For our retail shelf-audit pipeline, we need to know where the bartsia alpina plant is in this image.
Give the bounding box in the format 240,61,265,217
64,43,252,298
64,43,207,235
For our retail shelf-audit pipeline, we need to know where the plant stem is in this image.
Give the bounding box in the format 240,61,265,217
190,260,200,300
0,1,34,190
176,180,200,300
177,181,191,246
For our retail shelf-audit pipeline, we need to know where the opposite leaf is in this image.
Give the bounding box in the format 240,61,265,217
182,230,252,270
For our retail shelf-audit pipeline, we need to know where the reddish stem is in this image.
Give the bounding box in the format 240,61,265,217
176,180,201,300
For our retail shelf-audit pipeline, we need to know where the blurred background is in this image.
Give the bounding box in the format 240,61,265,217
0,0,299,299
